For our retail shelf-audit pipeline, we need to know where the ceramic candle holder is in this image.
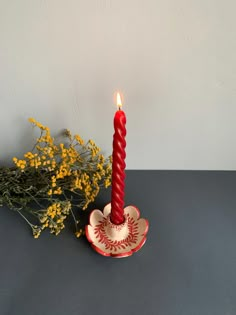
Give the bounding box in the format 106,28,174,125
85,203,149,258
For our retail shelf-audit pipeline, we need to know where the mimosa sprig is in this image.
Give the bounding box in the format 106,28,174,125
0,118,111,238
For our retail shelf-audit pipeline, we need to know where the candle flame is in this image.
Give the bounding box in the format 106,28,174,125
117,92,122,109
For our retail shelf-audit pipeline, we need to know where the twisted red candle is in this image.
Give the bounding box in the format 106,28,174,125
110,108,126,225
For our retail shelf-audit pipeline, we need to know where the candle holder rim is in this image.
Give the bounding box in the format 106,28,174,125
85,203,149,258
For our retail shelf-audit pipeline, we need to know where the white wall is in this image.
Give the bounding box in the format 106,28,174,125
0,0,236,169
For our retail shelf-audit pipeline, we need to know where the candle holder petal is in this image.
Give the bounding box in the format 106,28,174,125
85,203,149,258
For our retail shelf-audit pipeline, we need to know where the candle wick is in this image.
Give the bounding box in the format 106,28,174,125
118,106,121,111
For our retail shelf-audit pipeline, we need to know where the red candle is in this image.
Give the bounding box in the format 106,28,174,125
110,93,127,225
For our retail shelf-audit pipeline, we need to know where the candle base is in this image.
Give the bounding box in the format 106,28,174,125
85,203,149,258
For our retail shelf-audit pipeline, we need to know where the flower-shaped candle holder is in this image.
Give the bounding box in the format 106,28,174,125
85,203,149,258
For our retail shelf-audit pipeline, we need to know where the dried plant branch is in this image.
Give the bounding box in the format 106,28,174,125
0,119,111,238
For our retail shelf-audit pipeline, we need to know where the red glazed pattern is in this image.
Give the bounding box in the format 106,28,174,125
86,203,149,258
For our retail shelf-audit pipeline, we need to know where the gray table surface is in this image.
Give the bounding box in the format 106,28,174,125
0,171,236,315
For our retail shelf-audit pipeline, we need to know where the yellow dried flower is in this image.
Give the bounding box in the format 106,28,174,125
74,135,84,145
9,118,111,239
75,229,83,238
